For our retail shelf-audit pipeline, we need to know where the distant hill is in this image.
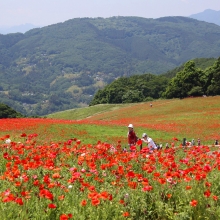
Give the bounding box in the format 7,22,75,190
1,16,220,116
189,9,220,26
0,23,40,34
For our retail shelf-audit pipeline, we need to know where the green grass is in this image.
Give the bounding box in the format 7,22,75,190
46,103,135,120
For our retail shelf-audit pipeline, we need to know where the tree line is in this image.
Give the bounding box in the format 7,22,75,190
90,57,220,105
0,103,23,118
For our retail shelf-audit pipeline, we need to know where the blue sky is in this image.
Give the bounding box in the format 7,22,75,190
0,0,220,27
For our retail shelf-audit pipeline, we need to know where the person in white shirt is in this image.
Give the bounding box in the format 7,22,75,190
141,133,157,151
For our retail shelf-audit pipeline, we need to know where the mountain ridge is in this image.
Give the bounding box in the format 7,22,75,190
0,23,40,34
189,9,220,26
0,16,220,116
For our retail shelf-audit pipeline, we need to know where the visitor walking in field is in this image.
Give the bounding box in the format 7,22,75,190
127,124,138,151
141,133,157,152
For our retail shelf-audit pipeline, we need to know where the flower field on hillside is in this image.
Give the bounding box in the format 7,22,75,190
76,97,220,143
0,97,220,219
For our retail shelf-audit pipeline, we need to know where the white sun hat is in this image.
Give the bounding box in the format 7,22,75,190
128,124,133,128
142,133,147,138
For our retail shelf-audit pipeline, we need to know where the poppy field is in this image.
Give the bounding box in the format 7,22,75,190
0,97,220,219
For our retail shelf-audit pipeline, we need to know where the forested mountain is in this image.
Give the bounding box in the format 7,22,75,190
1,16,220,115
162,58,216,78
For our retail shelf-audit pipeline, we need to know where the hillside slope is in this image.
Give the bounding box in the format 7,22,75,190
47,96,220,143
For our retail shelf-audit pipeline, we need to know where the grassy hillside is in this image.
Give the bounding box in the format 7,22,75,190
47,103,135,120
46,96,220,145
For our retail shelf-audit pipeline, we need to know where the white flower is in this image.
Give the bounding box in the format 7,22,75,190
5,139,11,144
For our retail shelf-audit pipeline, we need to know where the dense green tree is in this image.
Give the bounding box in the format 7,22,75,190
0,103,23,118
206,57,220,95
90,74,169,105
122,90,144,103
163,61,205,98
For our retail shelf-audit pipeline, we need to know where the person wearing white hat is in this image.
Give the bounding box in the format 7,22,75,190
127,124,138,150
141,133,157,151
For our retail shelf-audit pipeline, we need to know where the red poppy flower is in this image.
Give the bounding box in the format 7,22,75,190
190,199,198,207
123,212,130,217
167,194,172,199
185,185,192,190
128,181,137,189
119,199,125,205
91,198,100,206
204,189,211,198
76,140,81,144
48,203,56,209
15,197,23,206
81,200,87,206
20,133,27,137
142,185,153,191
213,195,218,201
60,214,72,220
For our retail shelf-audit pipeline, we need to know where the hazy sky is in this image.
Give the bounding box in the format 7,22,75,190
1,0,220,27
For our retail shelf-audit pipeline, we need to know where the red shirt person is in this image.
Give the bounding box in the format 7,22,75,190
127,124,138,148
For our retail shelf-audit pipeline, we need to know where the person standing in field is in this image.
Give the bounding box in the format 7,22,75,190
197,138,201,146
141,133,157,152
127,124,138,151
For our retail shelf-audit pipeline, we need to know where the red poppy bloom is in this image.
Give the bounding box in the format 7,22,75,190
48,203,57,209
20,133,27,137
58,195,65,200
142,185,153,191
81,200,87,206
60,214,72,220
190,199,198,207
123,212,130,217
167,194,172,199
60,214,69,220
15,197,23,206
119,199,125,205
213,195,218,201
204,189,211,198
205,182,212,187
76,140,81,144
185,185,192,190
128,181,137,189
91,198,100,206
